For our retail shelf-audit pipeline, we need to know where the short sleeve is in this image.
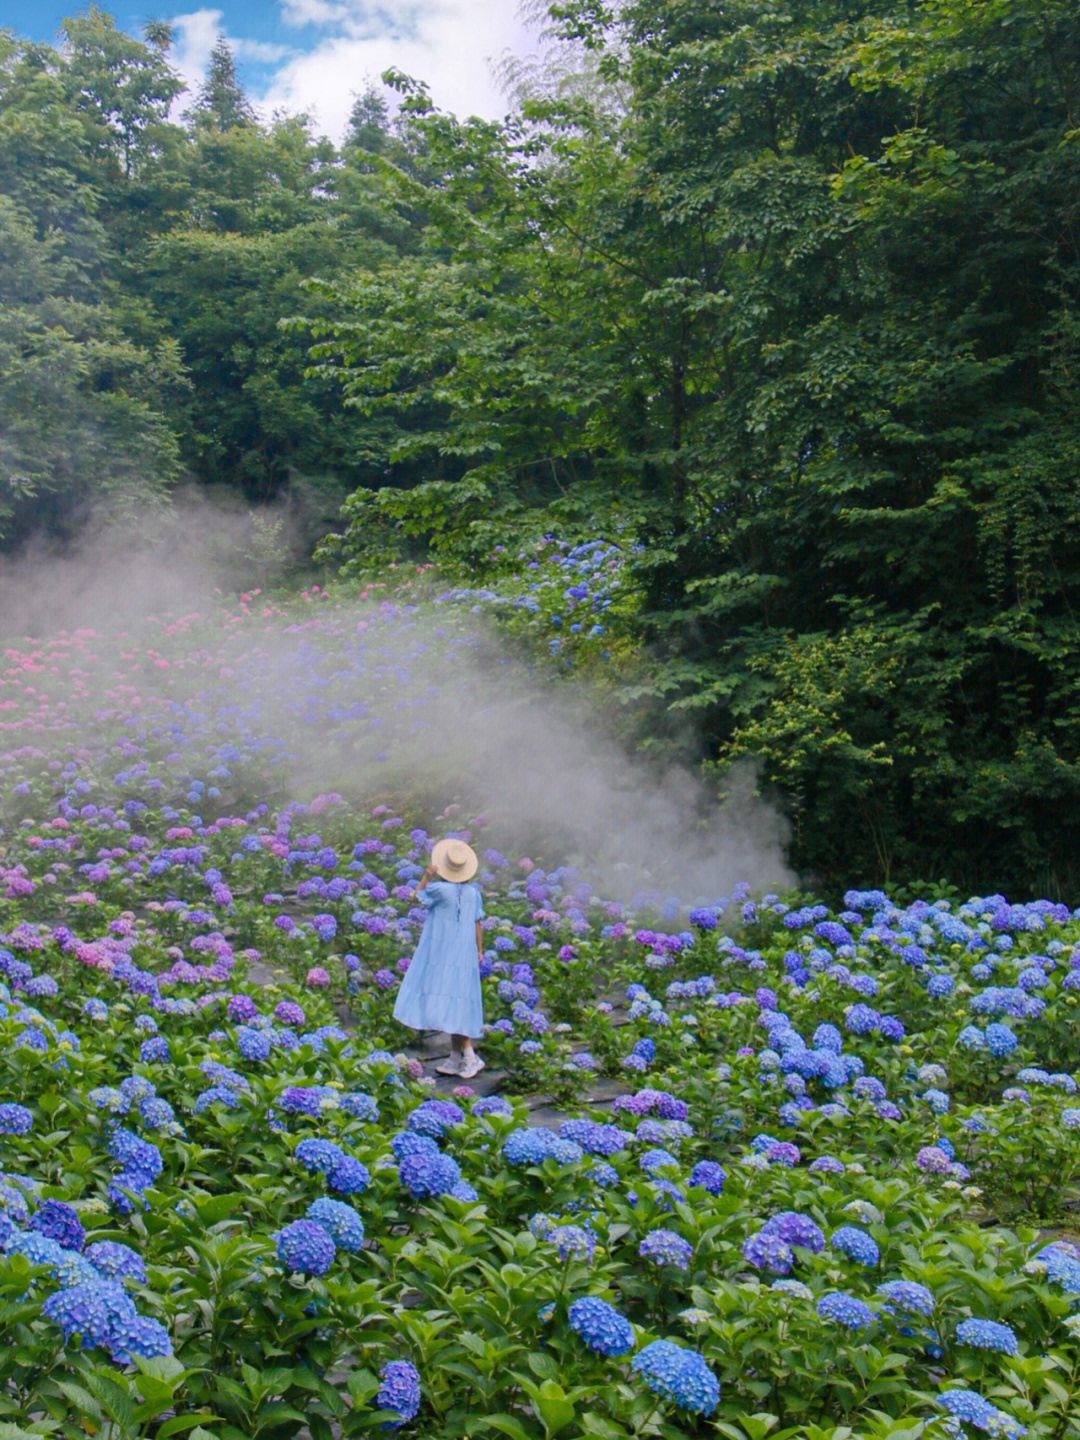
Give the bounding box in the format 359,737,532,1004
417,883,439,909
474,886,485,920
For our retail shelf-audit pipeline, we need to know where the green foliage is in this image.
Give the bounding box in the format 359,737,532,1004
305,0,1080,897
0,15,427,542
0,194,184,543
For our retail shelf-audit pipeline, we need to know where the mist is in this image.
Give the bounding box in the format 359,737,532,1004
0,495,794,907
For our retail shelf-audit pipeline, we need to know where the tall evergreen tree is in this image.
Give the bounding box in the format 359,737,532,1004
189,37,255,132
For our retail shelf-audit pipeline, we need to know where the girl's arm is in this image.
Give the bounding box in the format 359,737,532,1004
475,920,483,963
409,863,438,903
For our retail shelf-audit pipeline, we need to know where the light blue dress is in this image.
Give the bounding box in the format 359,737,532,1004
393,881,484,1037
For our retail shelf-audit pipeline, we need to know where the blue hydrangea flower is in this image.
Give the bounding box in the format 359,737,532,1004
689,1161,726,1194
307,1197,366,1254
558,1120,631,1156
830,1226,879,1267
770,1278,813,1300
29,1200,86,1253
1029,1243,1080,1295
276,1219,336,1276
812,1023,843,1053
550,1224,595,1262
631,1340,720,1415
139,1097,178,1130
42,1280,136,1348
816,1291,875,1331
194,1085,242,1113
329,1155,371,1195
590,1161,619,1188
640,1229,693,1271
877,1279,935,1317
295,1138,346,1175
109,1313,173,1364
235,1027,272,1062
399,1148,461,1199
743,1230,794,1275
937,1389,1027,1437
89,1086,129,1114
392,1132,437,1162
568,1296,634,1356
472,1096,513,1119
340,1092,379,1122
106,1130,163,1182
765,1211,826,1253
502,1128,583,1167
377,1360,421,1426
956,1318,1019,1355
808,1155,845,1174
984,1023,1017,1057
639,1147,680,1175
9,1230,65,1272
85,1241,146,1284
844,1004,880,1035
407,1100,464,1138
0,1104,32,1136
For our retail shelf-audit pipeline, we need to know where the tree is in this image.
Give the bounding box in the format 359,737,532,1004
344,83,390,158
60,6,183,178
189,37,256,133
0,193,184,544
0,27,185,544
308,1,1080,895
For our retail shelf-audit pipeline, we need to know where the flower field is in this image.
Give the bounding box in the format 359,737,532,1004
0,577,1079,1440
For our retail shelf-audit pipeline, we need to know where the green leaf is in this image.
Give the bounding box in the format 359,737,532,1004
157,1419,222,1439
47,1382,101,1421
740,1417,780,1440
84,1372,137,1432
481,1416,534,1440
531,1381,576,1437
526,1352,558,1381
196,1193,246,1225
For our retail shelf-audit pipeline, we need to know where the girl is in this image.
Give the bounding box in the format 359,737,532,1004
393,837,486,1078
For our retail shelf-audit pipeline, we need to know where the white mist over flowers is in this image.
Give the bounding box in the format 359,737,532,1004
0,575,1077,1434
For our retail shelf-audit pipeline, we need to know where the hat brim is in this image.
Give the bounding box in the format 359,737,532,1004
431,837,478,882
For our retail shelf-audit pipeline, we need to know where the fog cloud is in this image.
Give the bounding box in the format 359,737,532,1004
0,496,793,906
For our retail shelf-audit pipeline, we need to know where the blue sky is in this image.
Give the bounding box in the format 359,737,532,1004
2,1,546,140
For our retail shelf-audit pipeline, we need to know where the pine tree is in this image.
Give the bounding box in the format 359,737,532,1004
189,37,255,132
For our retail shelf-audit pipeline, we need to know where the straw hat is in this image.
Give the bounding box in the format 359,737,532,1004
431,837,478,883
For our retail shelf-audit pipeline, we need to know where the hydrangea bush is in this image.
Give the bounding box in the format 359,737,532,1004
0,586,1077,1438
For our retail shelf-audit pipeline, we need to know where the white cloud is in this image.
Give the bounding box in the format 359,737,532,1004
259,1,543,138
278,0,355,26
233,37,296,63
278,0,428,38
167,1,545,139
168,7,226,104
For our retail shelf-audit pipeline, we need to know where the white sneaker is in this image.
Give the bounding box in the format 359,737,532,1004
435,1054,462,1075
458,1052,485,1080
